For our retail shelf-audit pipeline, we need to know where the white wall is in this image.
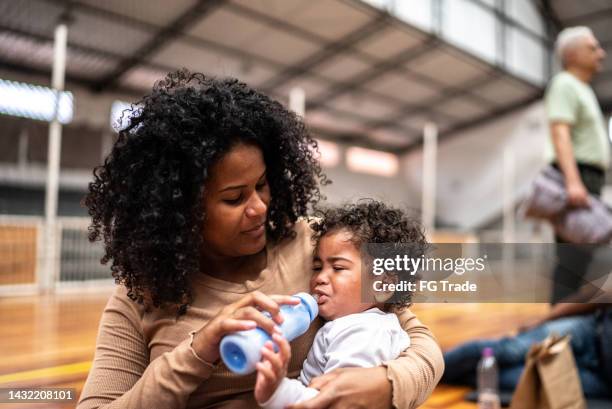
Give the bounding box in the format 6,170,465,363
402,101,550,229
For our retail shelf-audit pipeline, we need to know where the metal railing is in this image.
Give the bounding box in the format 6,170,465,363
0,215,113,296
0,214,555,297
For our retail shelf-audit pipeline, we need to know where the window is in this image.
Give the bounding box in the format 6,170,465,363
442,0,497,64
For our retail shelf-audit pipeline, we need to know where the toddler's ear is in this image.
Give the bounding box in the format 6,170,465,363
373,272,398,303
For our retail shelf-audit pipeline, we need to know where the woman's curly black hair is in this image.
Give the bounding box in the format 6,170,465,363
84,69,327,311
310,199,428,308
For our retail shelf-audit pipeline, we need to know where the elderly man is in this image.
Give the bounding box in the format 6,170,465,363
546,26,608,303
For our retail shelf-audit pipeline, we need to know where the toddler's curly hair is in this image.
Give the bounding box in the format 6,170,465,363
311,200,428,308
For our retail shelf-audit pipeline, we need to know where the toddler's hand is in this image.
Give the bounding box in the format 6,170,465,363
254,331,292,404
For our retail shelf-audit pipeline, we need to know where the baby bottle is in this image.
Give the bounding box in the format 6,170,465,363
220,292,318,374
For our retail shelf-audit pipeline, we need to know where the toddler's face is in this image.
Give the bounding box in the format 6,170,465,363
310,230,372,320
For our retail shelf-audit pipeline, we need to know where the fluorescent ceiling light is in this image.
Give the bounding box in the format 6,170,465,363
314,139,340,168
346,146,399,177
0,78,73,124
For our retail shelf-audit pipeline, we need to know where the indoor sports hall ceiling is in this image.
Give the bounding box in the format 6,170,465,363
0,0,551,152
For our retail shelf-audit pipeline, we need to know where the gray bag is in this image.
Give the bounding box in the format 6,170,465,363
522,166,612,244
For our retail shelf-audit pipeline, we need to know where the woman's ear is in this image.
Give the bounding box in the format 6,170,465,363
374,272,398,303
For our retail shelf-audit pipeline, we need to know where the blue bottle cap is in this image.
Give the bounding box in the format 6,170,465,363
220,332,259,375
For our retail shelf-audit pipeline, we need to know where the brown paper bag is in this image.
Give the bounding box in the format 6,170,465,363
510,335,586,409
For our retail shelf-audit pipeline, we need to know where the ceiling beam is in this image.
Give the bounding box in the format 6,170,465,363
0,24,179,76
259,13,390,92
400,92,543,154
0,49,422,145
364,71,503,130
0,20,425,139
43,0,506,114
92,0,227,92
38,0,436,129
51,0,538,106
563,7,612,26
0,54,423,153
0,55,146,99
224,1,328,45
13,0,547,151
306,38,440,111
228,0,508,107
41,0,290,72
265,88,424,137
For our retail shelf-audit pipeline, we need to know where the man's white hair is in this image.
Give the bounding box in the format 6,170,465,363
555,26,593,61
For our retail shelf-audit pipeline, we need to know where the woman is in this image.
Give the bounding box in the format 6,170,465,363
78,70,443,409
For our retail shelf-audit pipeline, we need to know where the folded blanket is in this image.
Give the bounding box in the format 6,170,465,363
522,166,612,244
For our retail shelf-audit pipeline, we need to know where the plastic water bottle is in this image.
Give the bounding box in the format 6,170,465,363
220,292,318,374
477,347,501,409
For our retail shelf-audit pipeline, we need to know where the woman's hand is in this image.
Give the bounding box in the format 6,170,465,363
191,291,300,363
254,332,292,404
288,367,392,409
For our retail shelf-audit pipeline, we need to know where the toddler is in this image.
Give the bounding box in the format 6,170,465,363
254,200,427,408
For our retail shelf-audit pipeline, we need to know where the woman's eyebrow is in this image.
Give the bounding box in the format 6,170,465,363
218,171,266,192
219,185,244,192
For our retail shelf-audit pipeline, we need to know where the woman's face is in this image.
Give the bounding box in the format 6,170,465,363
202,143,270,258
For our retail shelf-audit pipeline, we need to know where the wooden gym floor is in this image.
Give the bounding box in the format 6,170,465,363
0,291,548,408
